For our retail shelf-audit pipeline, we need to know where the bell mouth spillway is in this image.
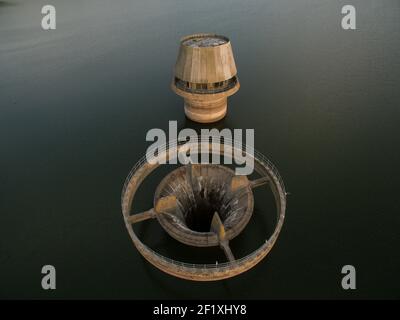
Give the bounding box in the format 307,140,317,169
154,164,254,247
121,138,287,281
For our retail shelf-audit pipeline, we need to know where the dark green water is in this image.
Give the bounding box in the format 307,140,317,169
1,0,399,299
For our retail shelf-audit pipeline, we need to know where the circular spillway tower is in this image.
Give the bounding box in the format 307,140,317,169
171,33,240,123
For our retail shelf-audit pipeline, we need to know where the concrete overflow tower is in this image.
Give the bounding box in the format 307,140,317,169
172,33,240,123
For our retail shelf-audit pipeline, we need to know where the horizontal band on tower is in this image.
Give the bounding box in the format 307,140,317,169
174,76,238,94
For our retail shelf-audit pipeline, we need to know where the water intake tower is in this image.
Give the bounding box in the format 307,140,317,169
172,33,240,123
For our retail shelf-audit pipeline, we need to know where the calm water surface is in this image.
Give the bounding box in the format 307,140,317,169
1,0,399,298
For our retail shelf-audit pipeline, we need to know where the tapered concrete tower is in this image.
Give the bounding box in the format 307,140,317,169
172,34,240,123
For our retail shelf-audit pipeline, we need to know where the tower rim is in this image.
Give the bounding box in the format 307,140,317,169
180,33,230,48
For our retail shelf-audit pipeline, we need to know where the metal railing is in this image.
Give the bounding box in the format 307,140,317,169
136,237,272,272
174,77,238,94
122,136,286,200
